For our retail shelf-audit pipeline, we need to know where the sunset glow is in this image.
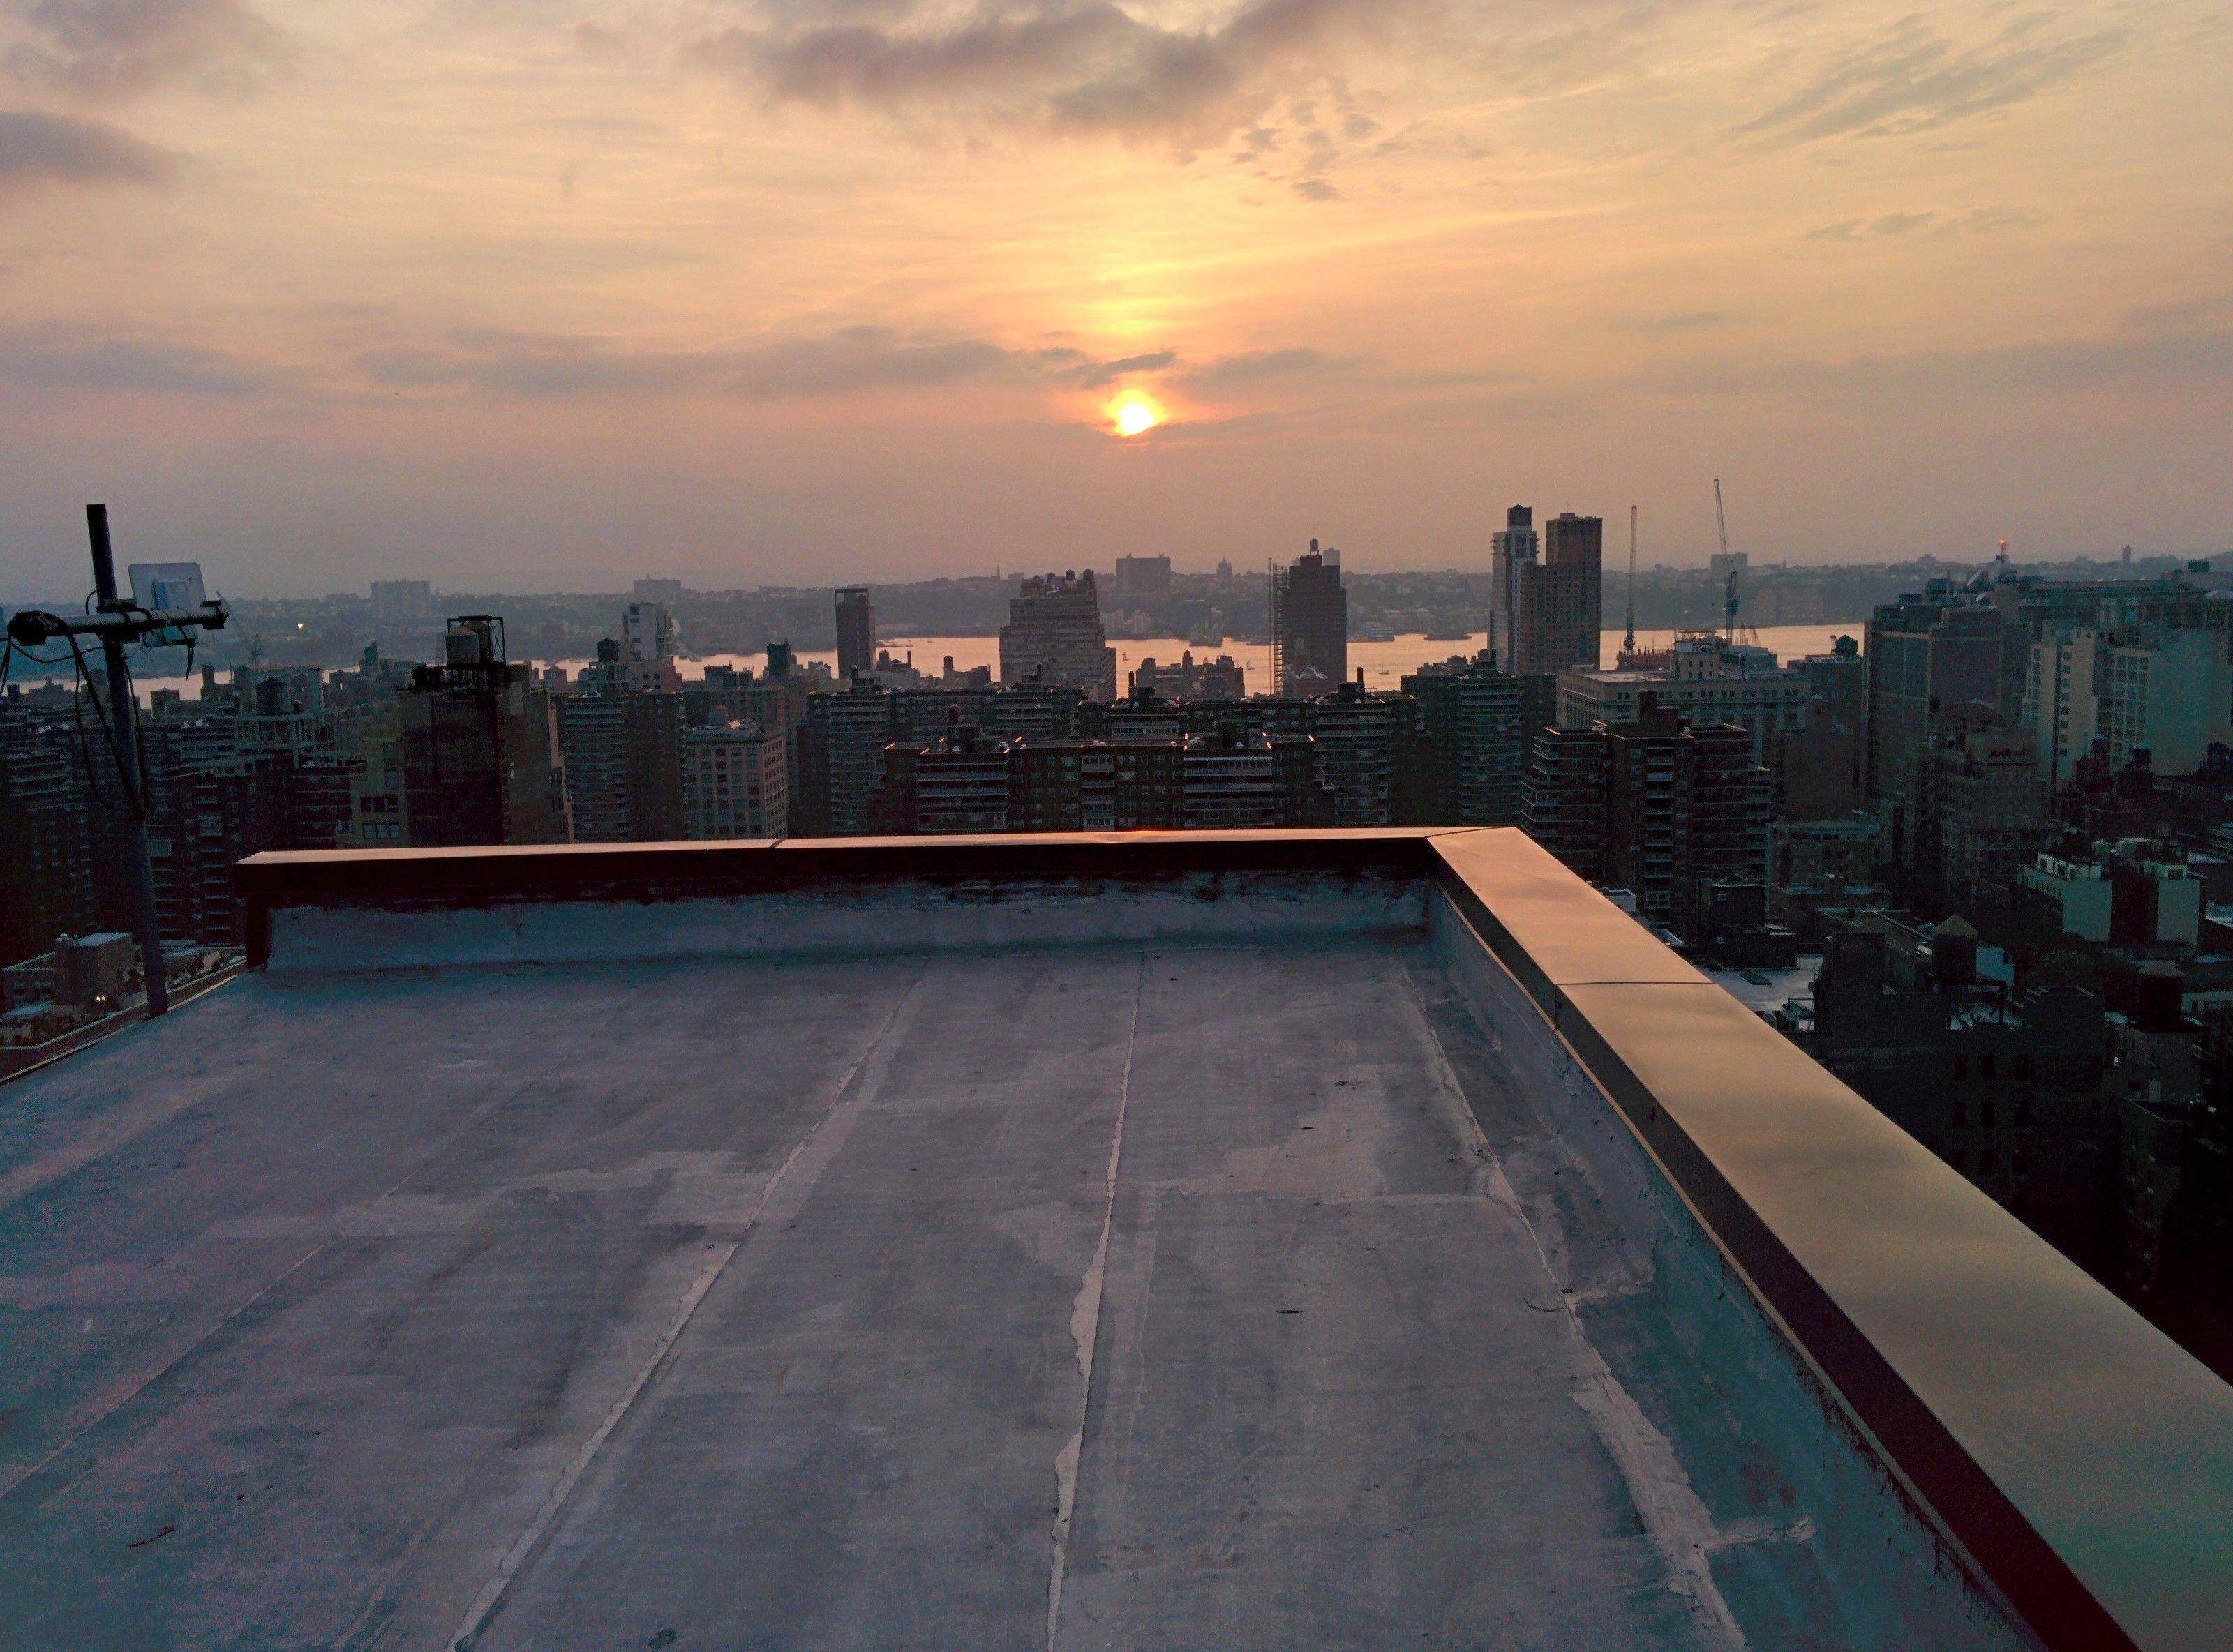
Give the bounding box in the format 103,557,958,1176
0,1,2225,590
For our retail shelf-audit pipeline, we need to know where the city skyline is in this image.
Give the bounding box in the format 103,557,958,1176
3,1,2230,593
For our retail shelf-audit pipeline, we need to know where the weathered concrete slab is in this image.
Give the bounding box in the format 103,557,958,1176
0,937,2022,1651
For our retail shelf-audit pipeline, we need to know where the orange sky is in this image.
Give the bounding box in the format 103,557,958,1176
2,1,2230,594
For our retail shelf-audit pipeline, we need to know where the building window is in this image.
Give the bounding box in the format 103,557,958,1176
1979,1149,1996,1176
1952,1055,1968,1081
1981,1099,1996,1129
1980,1053,1996,1080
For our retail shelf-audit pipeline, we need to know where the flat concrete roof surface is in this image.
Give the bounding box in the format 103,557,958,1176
1,928,2022,1649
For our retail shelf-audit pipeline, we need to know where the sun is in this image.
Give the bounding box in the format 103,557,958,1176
1108,393,1164,437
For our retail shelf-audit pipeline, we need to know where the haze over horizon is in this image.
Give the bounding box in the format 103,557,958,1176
3,0,2230,598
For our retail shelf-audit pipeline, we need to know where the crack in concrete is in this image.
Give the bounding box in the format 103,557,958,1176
1045,951,1144,1652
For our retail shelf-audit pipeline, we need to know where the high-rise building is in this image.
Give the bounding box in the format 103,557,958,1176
835,587,876,682
396,617,567,847
1865,588,2005,798
683,717,788,840
1403,655,1558,826
0,691,109,967
999,571,1118,701
1493,506,1601,675
1489,505,1537,671
556,690,684,843
796,681,899,836
1271,541,1346,695
1308,679,1431,826
1521,694,1768,938
2028,626,2233,785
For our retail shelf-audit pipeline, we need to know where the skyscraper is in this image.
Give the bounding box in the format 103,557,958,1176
1495,506,1601,675
999,571,1118,701
1271,540,1347,695
1489,505,1537,670
835,586,876,682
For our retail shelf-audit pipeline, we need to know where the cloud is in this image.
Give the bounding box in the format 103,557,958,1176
1180,345,1352,386
0,324,276,393
354,324,1185,402
1803,205,2039,241
3,0,287,98
0,107,175,191
1741,15,2121,144
1627,310,1728,335
686,0,1407,144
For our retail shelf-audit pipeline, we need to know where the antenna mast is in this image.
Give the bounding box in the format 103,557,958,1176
1623,504,1638,660
1713,476,1735,645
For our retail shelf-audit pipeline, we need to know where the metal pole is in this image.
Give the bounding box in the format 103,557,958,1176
87,504,169,1016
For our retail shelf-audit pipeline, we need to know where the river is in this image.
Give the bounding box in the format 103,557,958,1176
13,624,1862,703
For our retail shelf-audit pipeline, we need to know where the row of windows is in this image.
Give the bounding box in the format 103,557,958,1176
359,820,403,841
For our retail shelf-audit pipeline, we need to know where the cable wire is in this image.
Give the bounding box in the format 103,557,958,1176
65,633,145,818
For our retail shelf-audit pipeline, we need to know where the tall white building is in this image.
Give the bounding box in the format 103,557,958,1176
999,571,1118,702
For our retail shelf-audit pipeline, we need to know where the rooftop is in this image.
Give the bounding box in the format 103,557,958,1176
3,830,2229,1651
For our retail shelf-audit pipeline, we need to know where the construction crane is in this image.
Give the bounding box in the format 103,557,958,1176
1623,504,1638,661
1712,476,1756,647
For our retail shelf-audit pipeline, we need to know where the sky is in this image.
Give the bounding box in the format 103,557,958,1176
1,0,2230,596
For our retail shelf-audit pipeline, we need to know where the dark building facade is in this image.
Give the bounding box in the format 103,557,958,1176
1865,587,2006,860
1403,656,1556,826
835,587,876,682
0,691,113,967
396,618,565,847
1272,541,1347,695
555,690,685,843
1521,696,1768,938
1808,913,2113,1272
